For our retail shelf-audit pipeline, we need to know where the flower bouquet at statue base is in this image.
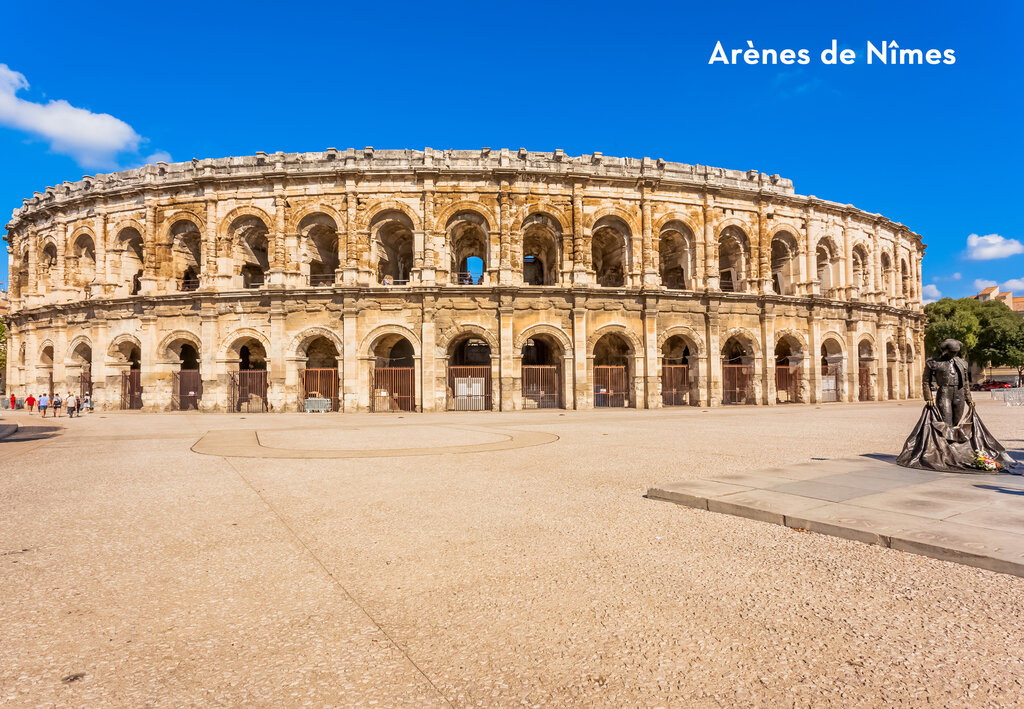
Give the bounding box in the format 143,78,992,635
970,450,1007,473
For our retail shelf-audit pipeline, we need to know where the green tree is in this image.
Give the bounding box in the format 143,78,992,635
925,297,1024,384
924,298,981,360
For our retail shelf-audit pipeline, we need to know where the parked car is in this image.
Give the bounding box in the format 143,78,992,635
972,380,1013,391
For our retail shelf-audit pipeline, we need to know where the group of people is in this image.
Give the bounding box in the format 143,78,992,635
15,392,90,418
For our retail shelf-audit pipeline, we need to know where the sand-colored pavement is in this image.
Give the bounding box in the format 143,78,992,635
1,400,1023,707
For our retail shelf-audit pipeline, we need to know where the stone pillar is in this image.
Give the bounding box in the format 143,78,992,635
808,309,821,403
641,195,659,286
694,210,706,289
26,231,38,303
706,303,722,406
762,304,776,405
758,203,772,294
54,222,67,294
343,304,359,412
140,315,159,410
571,186,586,284
421,297,438,412
499,296,515,410
842,217,854,299
805,208,819,295
269,301,287,411
139,203,159,295
200,310,218,411
643,298,659,408
94,212,108,295
571,304,588,408
703,198,718,290
498,187,512,285
53,318,68,393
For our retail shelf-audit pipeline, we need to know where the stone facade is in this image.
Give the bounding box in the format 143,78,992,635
4,148,925,411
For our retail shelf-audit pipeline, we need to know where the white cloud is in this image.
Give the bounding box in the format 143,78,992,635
1000,278,1024,291
965,233,1024,260
974,279,998,291
0,64,168,169
952,272,961,280
921,284,942,303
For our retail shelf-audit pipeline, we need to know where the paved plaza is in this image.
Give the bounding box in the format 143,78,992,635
2,400,1023,707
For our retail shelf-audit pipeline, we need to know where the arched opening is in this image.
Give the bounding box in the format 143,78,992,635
858,340,874,401
851,246,869,298
300,336,341,412
115,339,143,410
71,234,96,290
900,260,910,300
722,336,755,405
230,215,270,288
880,253,892,299
70,341,93,402
774,336,803,404
39,344,55,397
522,214,560,286
175,342,202,410
718,227,748,293
447,336,493,410
593,332,631,407
373,210,414,286
170,220,202,292
592,216,629,287
886,342,898,400
521,335,563,408
230,338,268,413
117,227,145,295
816,241,835,294
661,335,699,406
39,243,57,293
448,212,489,285
371,335,415,412
299,213,339,286
659,222,694,290
820,339,843,402
770,232,798,295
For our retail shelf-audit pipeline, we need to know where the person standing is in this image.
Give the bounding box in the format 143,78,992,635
83,394,91,413
9,394,14,411
25,394,35,414
38,393,48,417
52,393,62,417
66,392,77,418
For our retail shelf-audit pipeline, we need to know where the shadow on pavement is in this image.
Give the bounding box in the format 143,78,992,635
9,425,62,442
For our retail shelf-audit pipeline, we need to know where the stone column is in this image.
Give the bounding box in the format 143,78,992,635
200,310,219,411
703,197,718,290
94,211,108,295
421,296,438,412
140,315,160,410
758,203,772,294
139,203,159,295
706,303,722,406
805,208,819,296
571,304,588,408
342,304,359,412
498,187,512,285
499,296,515,410
643,297,659,408
571,186,586,284
694,210,706,289
808,308,821,403
26,231,38,303
762,304,776,405
269,300,286,411
641,195,659,287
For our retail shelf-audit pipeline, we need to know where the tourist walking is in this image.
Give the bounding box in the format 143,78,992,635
66,393,77,418
25,394,35,414
83,394,91,413
52,393,62,417
9,394,14,411
38,393,48,417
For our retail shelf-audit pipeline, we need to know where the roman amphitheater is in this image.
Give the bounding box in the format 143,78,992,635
4,148,924,412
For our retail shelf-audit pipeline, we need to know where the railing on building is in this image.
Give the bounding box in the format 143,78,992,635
775,365,801,404
448,366,491,411
300,368,340,412
371,367,415,412
661,364,690,406
120,370,143,410
172,370,202,410
180,279,200,292
594,365,628,407
309,274,336,287
451,272,484,285
78,370,92,404
522,365,560,409
722,364,754,405
229,370,269,413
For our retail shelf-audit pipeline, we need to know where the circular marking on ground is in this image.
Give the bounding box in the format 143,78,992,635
257,425,509,451
191,424,558,459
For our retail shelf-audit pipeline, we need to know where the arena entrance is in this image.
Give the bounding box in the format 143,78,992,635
229,340,268,413
820,339,843,403
661,335,696,406
118,342,143,410
521,336,562,409
858,340,874,401
886,342,897,400
722,337,755,405
300,337,340,412
593,333,631,407
774,336,803,404
447,336,492,411
371,336,415,412
172,343,202,411
71,341,93,405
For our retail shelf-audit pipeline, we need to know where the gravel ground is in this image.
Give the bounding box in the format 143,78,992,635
1,399,1022,707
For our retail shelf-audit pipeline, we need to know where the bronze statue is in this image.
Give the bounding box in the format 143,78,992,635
897,338,1016,472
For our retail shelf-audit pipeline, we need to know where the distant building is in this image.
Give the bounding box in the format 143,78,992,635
972,285,1024,313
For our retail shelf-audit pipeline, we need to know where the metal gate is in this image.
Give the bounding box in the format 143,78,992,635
120,370,143,410
662,365,690,406
47,372,54,399
300,368,339,412
722,364,754,405
371,367,415,412
594,365,628,407
858,366,872,401
821,365,840,403
775,365,801,404
522,365,560,409
229,370,268,413
887,366,895,400
172,369,202,410
78,369,92,402
448,366,491,411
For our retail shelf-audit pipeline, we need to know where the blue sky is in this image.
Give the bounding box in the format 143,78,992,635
2,0,1021,300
